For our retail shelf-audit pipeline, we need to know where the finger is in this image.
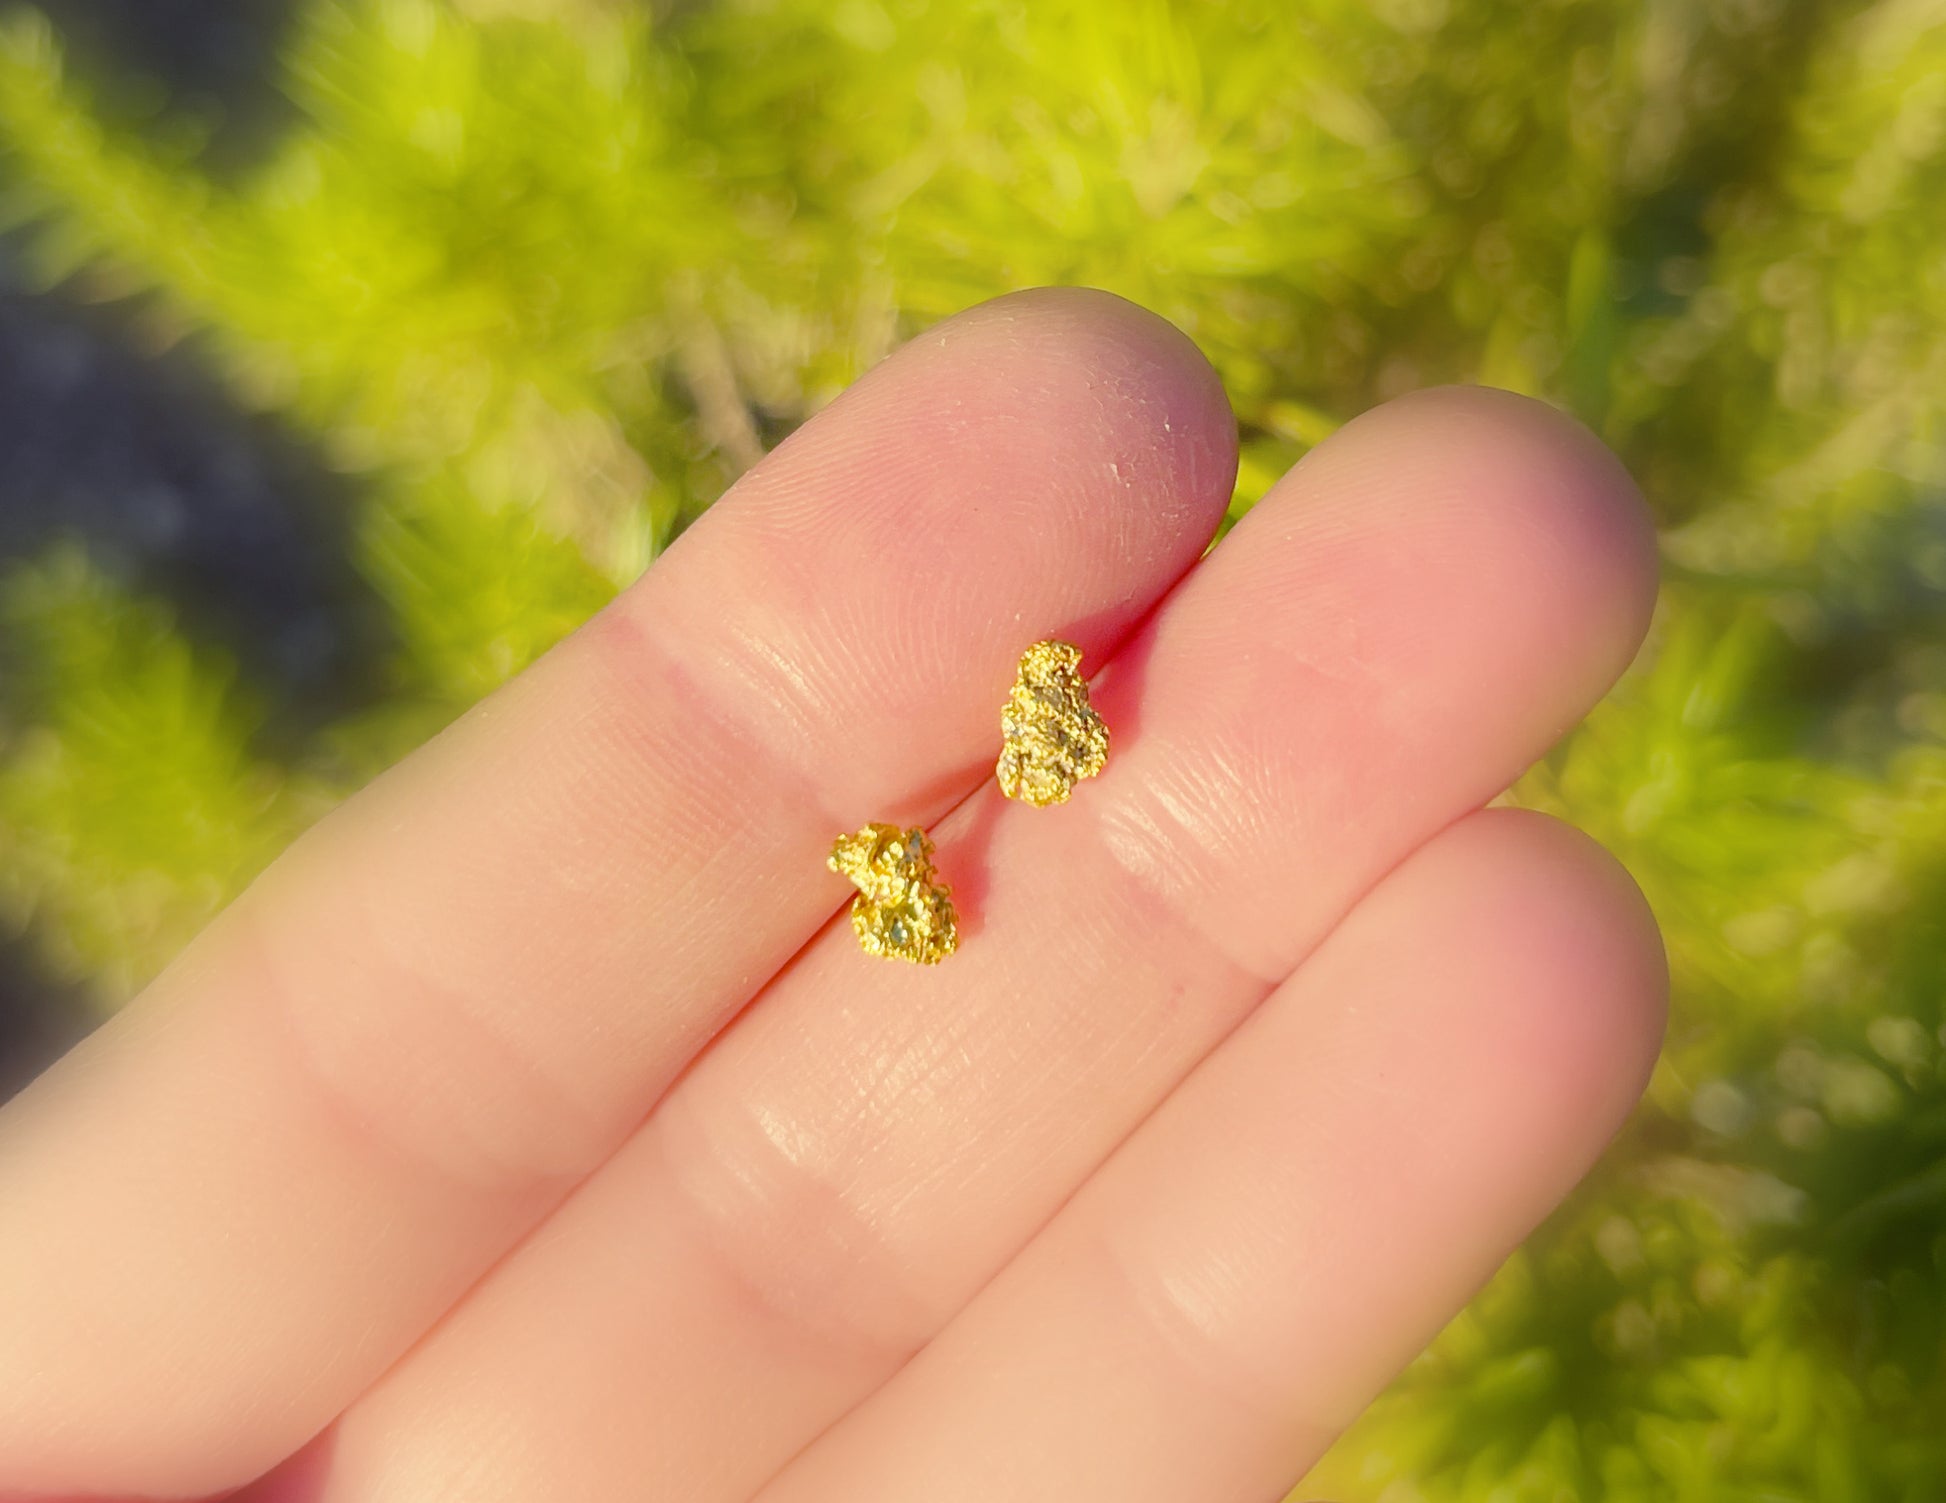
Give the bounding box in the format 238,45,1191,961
0,287,1238,1497
753,808,1667,1503
308,386,1657,1503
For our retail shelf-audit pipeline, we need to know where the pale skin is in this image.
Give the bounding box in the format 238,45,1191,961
0,287,1667,1503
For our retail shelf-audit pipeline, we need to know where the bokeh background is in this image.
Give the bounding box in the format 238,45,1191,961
3,0,1945,1496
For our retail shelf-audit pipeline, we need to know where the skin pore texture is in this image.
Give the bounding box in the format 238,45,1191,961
0,287,1665,1503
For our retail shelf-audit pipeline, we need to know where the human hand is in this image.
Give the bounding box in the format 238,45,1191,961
0,288,1666,1503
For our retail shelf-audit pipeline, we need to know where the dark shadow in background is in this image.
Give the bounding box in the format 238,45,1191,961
0,943,84,1102
30,0,302,171
0,0,391,1095
0,258,387,738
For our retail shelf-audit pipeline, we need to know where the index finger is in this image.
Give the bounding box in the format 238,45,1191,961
0,288,1238,1499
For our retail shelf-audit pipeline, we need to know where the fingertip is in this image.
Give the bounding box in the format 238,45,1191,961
1413,804,1669,1141
924,285,1241,546
1413,384,1659,664
1270,383,1660,707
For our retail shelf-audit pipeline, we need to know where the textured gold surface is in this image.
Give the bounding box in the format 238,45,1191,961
996,639,1109,806
827,823,960,964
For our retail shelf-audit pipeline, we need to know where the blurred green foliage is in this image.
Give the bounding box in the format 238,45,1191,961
4,0,1946,1496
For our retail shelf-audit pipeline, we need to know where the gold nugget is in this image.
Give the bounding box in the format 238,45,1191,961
997,639,1109,807
827,823,960,965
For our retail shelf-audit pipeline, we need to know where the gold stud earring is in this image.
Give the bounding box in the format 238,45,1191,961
827,823,960,964
997,639,1109,807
